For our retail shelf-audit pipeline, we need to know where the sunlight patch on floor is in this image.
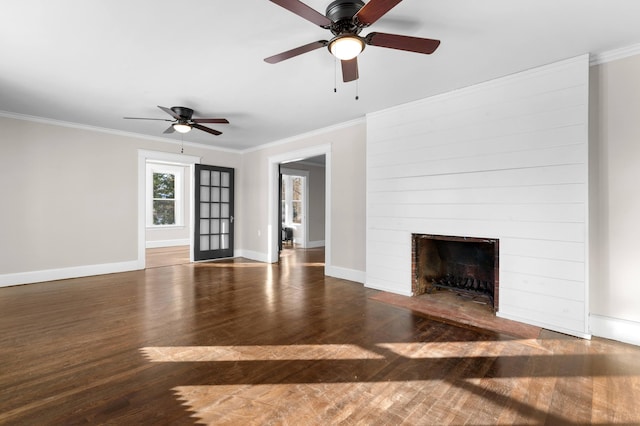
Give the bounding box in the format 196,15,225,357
140,344,385,362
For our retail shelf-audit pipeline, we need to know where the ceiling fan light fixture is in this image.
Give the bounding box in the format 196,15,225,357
329,35,365,60
173,123,191,133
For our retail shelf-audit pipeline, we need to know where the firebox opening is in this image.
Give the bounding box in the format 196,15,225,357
412,234,499,311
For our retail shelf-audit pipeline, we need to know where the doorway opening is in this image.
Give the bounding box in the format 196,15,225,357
137,150,201,269
280,168,308,248
268,146,331,265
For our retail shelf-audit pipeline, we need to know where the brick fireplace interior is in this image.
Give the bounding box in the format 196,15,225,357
412,234,499,311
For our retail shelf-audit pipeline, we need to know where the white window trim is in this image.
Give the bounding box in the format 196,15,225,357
146,163,185,228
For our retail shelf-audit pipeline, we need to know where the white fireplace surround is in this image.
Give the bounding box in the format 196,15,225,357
365,55,590,338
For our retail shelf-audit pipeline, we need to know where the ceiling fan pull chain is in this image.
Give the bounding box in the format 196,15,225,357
355,79,359,101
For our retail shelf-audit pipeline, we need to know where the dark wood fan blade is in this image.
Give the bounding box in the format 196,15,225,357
269,0,332,27
366,32,440,54
264,40,328,64
192,118,229,124
163,125,175,134
341,57,359,82
123,117,173,121
192,123,222,136
157,105,181,120
355,0,402,26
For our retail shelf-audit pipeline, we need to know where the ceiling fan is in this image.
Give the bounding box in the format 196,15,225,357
124,106,229,136
264,0,440,82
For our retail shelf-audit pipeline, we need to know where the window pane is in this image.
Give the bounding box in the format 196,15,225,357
154,200,175,225
292,201,302,224
211,171,221,187
221,172,230,187
200,186,210,202
200,219,209,235
221,188,229,203
292,177,302,201
210,236,220,250
221,234,229,250
211,203,220,218
200,170,210,186
153,173,175,199
210,219,220,234
200,203,210,219
211,187,220,202
200,235,209,251
221,203,229,218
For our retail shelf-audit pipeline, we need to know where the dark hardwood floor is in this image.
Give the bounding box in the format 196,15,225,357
1,248,639,425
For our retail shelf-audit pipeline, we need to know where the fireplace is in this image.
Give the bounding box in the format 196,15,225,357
412,234,499,310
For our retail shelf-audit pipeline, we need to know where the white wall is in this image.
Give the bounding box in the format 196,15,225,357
366,56,590,338
589,53,640,345
0,115,240,286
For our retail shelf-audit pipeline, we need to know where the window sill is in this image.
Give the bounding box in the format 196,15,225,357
146,225,186,230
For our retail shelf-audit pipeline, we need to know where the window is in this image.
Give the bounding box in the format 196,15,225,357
291,176,302,224
146,163,184,227
281,173,305,225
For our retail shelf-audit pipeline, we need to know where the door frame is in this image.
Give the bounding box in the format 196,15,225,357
137,149,201,269
267,145,331,264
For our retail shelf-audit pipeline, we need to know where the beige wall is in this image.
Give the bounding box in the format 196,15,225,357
0,116,240,278
239,122,366,274
330,125,366,272
590,54,640,324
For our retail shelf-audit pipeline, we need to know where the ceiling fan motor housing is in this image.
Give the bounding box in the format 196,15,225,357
171,106,194,120
326,0,365,35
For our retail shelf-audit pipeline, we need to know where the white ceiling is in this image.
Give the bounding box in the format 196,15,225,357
2,1,640,151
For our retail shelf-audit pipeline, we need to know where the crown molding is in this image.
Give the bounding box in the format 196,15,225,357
0,110,241,154
590,42,640,66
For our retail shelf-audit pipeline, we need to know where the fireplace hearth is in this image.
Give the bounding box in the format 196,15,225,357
412,234,499,310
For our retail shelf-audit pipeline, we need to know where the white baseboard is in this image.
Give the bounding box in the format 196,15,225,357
325,265,366,284
235,249,270,263
496,312,592,340
590,314,640,346
146,239,190,248
0,260,143,288
307,240,325,249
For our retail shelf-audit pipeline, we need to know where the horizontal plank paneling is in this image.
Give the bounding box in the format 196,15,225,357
368,203,585,224
500,238,585,263
368,184,586,206
367,217,585,243
500,271,585,301
368,108,585,157
365,55,589,337
368,144,586,180
500,255,585,282
368,164,586,191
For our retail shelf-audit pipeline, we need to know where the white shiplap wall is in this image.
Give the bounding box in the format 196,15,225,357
366,55,590,338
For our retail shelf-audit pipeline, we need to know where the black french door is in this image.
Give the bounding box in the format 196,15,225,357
194,164,234,261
